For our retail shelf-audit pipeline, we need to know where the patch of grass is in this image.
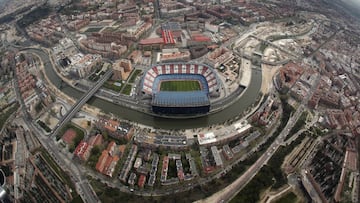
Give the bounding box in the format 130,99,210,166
16,6,50,28
87,145,102,168
0,102,19,130
84,27,102,33
128,69,142,83
268,35,290,42
286,111,308,140
69,132,85,153
274,192,298,203
230,133,305,203
121,84,132,95
259,42,268,53
167,159,177,178
102,27,116,32
103,81,122,92
38,148,77,197
160,80,201,91
70,195,84,203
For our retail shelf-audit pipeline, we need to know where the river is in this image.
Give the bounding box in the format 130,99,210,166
39,49,262,129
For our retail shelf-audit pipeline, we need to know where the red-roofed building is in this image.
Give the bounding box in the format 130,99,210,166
162,30,175,44
138,174,146,188
203,166,215,174
104,156,119,177
139,38,164,45
187,34,212,46
74,141,91,161
96,150,108,173
62,129,77,145
192,35,211,42
107,141,117,156
104,119,120,133
95,142,120,177
274,62,304,91
119,145,126,157
177,170,184,181
139,38,164,50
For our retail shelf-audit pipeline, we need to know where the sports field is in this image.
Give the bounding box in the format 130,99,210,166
160,80,201,91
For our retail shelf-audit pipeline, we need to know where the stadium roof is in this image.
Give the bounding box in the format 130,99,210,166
152,91,210,107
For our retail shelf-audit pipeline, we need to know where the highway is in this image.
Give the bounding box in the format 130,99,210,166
32,121,99,203
220,69,320,203
200,102,307,203
201,69,321,203
22,47,114,139
50,69,113,138
204,71,321,203
12,49,101,203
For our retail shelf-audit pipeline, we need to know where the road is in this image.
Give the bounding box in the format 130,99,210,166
201,69,323,203
205,68,321,203
22,47,114,139
33,122,99,203
50,69,112,138
14,92,100,203
12,48,101,203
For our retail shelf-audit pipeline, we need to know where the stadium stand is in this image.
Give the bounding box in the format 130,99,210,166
141,63,219,115
142,63,219,94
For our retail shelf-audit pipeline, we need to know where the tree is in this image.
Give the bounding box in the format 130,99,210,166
91,145,100,155
102,131,109,140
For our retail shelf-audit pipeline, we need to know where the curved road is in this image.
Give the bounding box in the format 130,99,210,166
27,46,263,129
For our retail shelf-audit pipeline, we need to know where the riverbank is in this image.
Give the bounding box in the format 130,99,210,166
36,45,263,129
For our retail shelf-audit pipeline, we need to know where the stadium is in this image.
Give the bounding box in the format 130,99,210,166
141,63,220,115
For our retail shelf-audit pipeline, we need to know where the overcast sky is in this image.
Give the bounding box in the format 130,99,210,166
341,0,360,9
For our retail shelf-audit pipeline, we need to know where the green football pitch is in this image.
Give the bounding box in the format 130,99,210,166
160,80,201,91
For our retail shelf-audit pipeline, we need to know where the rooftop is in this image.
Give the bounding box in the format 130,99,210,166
152,91,210,107
139,38,164,45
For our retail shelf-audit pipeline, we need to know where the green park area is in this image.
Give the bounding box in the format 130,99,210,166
84,27,102,33
0,103,19,130
274,192,299,203
121,84,132,95
103,81,122,92
128,69,142,83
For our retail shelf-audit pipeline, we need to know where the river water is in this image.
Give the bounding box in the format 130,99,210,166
41,50,262,129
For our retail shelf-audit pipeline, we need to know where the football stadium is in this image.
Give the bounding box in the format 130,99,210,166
141,63,220,115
